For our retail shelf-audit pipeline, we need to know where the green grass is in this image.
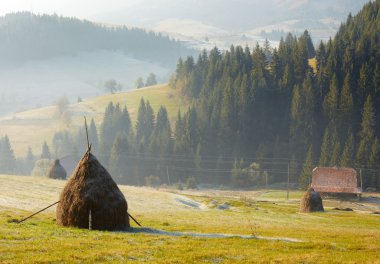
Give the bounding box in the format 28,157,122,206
1,190,379,263
0,84,187,156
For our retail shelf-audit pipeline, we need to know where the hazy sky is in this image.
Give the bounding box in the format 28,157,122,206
0,0,139,18
0,0,314,19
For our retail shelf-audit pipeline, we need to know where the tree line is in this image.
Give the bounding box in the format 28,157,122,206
168,0,380,189
0,12,192,66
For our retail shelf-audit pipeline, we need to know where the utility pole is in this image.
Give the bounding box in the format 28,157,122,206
166,166,171,186
287,163,290,200
360,169,363,192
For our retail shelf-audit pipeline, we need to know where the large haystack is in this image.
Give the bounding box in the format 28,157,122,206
56,149,130,230
300,187,324,213
47,159,67,179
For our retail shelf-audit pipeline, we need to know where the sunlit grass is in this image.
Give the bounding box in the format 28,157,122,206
0,175,379,263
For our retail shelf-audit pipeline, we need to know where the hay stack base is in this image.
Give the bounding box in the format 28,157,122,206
56,150,130,230
300,187,324,213
47,159,67,179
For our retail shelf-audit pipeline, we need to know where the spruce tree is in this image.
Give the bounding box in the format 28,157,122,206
136,98,146,143
145,101,155,143
25,146,35,175
340,131,355,167
89,118,99,152
299,145,313,190
323,75,339,128
0,135,16,174
319,129,330,166
109,133,130,184
330,130,341,167
356,95,376,167
41,141,51,159
339,73,354,135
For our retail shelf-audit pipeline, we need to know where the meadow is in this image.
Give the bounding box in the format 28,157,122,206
0,175,379,263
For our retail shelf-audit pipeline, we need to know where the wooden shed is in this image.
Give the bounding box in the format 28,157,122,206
311,167,362,194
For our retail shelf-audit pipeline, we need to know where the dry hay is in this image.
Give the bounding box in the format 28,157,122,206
56,150,130,230
47,159,67,180
300,187,324,213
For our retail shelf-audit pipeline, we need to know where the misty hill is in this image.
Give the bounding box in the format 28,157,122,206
0,12,190,65
0,12,193,116
94,0,369,48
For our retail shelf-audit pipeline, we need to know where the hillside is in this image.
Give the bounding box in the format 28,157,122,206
0,50,171,115
160,0,380,190
0,12,194,116
0,84,186,157
0,12,190,65
94,0,368,48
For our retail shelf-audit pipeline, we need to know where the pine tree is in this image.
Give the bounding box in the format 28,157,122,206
145,72,157,86
109,133,130,184
41,141,51,159
152,106,172,156
99,102,116,161
323,75,339,128
356,95,376,167
330,130,341,166
340,131,355,167
0,135,16,174
145,101,155,144
136,98,146,143
89,118,99,152
299,145,313,190
25,146,35,175
120,106,132,137
339,73,354,135
319,129,330,166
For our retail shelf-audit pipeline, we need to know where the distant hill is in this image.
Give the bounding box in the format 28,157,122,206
0,13,194,116
94,0,369,47
0,84,186,156
0,12,191,66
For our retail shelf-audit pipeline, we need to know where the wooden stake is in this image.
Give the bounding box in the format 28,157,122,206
127,212,142,227
18,201,60,224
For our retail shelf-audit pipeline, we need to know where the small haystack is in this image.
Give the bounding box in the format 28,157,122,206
47,159,67,180
56,149,130,230
300,187,324,213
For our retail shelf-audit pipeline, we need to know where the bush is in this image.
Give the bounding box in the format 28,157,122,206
31,159,53,177
186,177,197,189
176,182,184,190
145,175,161,187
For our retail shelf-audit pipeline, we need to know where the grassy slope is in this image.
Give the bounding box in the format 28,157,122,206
0,175,379,263
0,84,186,157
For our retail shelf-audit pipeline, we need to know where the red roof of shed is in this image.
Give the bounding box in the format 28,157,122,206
311,167,361,194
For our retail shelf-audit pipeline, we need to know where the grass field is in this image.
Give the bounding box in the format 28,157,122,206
0,175,379,263
0,84,187,157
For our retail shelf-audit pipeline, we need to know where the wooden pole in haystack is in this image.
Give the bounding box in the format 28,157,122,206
84,116,90,150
